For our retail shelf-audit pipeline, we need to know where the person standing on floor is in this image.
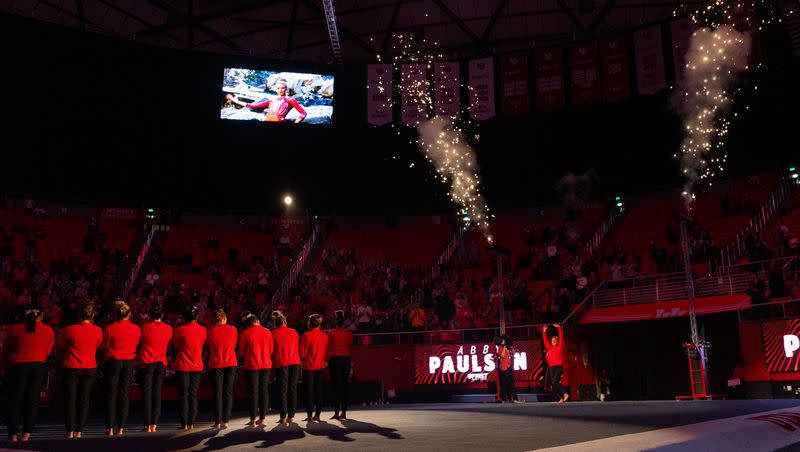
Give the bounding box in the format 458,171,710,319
172,305,207,430
300,314,329,422
59,302,103,439
4,307,54,442
270,310,301,425
543,323,568,403
326,310,353,420
206,308,238,429
496,335,521,403
138,301,172,433
101,301,141,436
238,313,273,426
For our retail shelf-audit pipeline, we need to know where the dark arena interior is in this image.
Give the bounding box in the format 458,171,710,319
1,0,800,451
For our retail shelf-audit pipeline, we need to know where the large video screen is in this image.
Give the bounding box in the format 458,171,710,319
762,318,800,372
414,340,543,385
220,68,334,124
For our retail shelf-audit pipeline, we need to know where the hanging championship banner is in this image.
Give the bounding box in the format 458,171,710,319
400,63,429,125
534,47,565,112
670,17,698,86
600,36,632,103
434,61,461,119
634,25,667,95
366,64,393,125
468,57,496,121
500,52,530,117
570,42,601,107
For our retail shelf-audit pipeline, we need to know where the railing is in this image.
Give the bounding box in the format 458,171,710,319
121,225,155,299
429,224,464,280
738,297,800,323
580,206,624,260
718,176,796,268
263,228,318,320
589,272,755,308
352,322,547,345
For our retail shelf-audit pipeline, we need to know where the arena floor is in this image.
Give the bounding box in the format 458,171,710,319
4,399,800,451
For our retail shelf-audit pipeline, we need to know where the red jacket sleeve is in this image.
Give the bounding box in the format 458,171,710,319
289,98,307,119
542,326,551,350
246,99,271,109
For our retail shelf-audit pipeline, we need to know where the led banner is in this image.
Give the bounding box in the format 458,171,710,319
414,340,543,385
762,318,800,373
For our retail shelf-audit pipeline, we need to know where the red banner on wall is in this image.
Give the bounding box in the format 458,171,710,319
500,52,530,117
570,42,601,107
534,47,565,112
761,318,800,372
634,25,667,95
366,64,393,125
670,17,698,86
414,340,543,385
599,36,632,103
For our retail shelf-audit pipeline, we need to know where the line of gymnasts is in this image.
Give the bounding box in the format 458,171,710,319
2,300,354,442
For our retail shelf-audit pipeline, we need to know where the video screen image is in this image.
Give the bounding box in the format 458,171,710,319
220,68,334,124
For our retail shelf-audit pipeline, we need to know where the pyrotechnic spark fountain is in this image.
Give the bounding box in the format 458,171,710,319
417,116,492,242
374,32,492,241
676,25,751,206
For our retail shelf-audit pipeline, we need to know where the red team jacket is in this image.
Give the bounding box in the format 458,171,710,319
271,325,300,368
543,325,564,367
299,328,329,371
102,319,142,361
238,325,274,370
206,324,238,369
173,322,207,372
5,322,54,365
138,321,173,366
59,322,103,369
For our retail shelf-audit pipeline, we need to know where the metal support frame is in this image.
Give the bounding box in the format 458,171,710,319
321,0,343,65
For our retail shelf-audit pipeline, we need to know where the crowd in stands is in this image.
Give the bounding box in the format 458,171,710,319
3,175,800,340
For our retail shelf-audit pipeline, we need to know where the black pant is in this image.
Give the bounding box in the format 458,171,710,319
244,369,271,421
304,369,324,418
210,367,237,424
275,365,300,419
499,368,515,401
62,368,96,433
7,362,46,436
328,356,351,415
141,362,165,426
103,358,134,429
548,365,565,400
176,371,202,426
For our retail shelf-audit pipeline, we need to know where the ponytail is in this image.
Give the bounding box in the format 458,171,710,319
308,313,323,329
115,300,131,320
244,314,259,328
149,301,164,320
77,302,95,322
335,310,346,328
271,310,286,327
25,308,41,333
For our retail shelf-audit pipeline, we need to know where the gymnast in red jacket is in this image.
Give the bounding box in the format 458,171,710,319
225,78,307,123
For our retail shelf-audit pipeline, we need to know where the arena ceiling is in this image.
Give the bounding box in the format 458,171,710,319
2,0,701,63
